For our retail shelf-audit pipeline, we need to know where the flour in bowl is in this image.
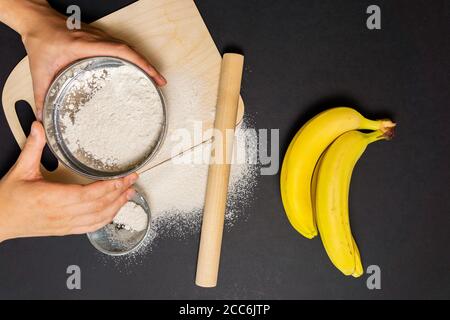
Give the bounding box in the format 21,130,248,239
113,201,148,232
61,64,164,171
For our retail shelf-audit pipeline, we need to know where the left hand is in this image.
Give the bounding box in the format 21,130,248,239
0,122,137,242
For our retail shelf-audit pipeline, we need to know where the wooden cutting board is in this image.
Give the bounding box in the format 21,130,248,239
1,0,244,184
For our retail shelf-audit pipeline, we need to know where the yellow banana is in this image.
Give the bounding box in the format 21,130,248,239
280,107,395,239
315,130,393,277
311,151,363,277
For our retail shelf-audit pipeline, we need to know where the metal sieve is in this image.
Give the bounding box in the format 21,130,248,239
87,190,151,256
42,56,167,180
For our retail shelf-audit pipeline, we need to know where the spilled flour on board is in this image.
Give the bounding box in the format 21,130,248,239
56,63,259,265
106,116,259,264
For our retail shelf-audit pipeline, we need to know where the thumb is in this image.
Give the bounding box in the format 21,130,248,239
14,121,46,179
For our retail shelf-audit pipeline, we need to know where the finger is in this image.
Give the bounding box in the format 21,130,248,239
68,181,135,216
82,41,167,86
39,172,137,208
115,44,167,86
69,189,134,234
70,219,110,235
14,121,46,180
70,221,107,235
80,173,138,202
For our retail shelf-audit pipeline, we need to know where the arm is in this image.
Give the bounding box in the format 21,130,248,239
0,0,49,36
0,0,166,119
0,1,159,242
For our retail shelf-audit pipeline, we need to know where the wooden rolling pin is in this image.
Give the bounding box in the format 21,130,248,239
195,53,244,287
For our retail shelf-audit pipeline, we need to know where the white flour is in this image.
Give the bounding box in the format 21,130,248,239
62,65,164,170
138,119,257,218
132,118,259,254
113,201,148,232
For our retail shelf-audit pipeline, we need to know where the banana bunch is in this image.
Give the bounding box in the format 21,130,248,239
280,107,395,277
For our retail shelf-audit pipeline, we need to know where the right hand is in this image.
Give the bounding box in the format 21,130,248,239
0,121,137,243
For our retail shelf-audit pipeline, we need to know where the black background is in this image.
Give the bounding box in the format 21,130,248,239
0,0,449,299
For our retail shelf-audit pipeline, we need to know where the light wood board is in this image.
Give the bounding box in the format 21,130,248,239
2,0,244,184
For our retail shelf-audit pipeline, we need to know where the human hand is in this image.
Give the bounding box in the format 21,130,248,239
2,0,166,120
0,122,137,243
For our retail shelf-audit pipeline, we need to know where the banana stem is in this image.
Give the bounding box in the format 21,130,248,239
361,118,396,140
366,128,395,143
360,118,396,133
379,119,396,133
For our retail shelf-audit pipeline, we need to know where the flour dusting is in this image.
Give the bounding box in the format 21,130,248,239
122,117,259,258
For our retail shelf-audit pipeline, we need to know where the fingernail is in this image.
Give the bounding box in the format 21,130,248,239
158,75,167,84
129,174,138,185
115,180,123,189
30,122,38,137
126,189,135,200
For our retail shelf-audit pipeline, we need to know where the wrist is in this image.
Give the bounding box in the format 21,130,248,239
0,181,14,243
0,0,52,39
0,215,12,244
0,232,7,244
0,229,14,243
